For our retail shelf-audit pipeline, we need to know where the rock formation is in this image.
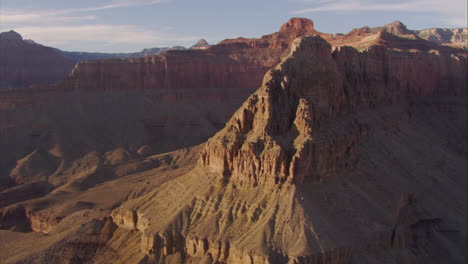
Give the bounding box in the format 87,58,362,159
0,30,187,91
191,39,211,50
59,46,187,63
417,28,467,49
109,35,465,264
0,18,318,182
0,31,75,91
200,36,465,185
2,19,464,181
0,19,466,263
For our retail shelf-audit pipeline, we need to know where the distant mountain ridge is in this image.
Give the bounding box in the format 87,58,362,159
1,21,465,91
416,28,467,48
190,39,211,50
0,30,187,91
348,21,467,49
57,46,187,63
0,30,75,91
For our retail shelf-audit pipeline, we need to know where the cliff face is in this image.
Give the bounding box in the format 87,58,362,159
59,18,319,92
200,36,466,185
0,18,318,184
0,31,75,91
2,19,464,182
0,30,188,91
62,50,266,92
59,46,187,62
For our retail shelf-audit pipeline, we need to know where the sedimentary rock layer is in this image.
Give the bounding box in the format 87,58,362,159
200,36,466,186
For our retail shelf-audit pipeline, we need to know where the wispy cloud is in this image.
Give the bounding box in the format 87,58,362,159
13,25,199,52
54,0,169,13
1,12,97,23
1,0,168,25
0,0,194,52
291,0,467,27
15,24,197,45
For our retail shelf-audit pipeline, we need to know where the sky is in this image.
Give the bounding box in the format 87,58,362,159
0,0,466,52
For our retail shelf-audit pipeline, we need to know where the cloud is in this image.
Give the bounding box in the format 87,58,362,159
0,0,168,25
59,0,169,13
291,0,467,27
1,12,96,23
0,0,184,52
12,24,199,52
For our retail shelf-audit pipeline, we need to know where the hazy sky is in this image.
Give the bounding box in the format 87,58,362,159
1,0,466,52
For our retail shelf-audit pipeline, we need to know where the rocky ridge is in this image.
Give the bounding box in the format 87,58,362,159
0,19,466,264
2,18,464,177
0,30,187,91
100,36,466,263
417,28,467,49
200,36,466,185
191,39,211,50
0,31,75,91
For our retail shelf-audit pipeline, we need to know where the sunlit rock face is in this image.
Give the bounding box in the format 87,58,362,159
201,36,466,186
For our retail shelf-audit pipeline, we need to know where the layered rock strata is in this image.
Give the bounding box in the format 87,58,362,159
0,19,467,264
200,36,466,185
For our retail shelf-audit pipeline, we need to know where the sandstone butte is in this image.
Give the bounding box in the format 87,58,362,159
0,18,466,264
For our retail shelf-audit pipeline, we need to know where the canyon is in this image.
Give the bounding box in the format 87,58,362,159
0,18,466,264
0,30,186,91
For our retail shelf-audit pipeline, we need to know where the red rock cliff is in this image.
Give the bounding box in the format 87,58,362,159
200,36,466,185
60,18,320,92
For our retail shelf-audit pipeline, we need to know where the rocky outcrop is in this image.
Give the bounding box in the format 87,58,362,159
417,28,467,49
219,17,320,54
381,21,414,36
0,30,23,42
191,39,211,50
0,31,75,91
326,21,466,54
0,181,54,207
9,149,60,185
200,36,466,185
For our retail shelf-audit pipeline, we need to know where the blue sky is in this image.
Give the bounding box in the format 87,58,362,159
1,0,466,52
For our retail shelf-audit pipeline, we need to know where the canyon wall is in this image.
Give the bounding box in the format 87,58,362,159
0,18,319,186
0,31,75,91
200,36,466,185
0,19,466,264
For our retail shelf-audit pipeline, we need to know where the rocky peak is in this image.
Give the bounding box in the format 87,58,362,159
279,17,315,33
200,34,466,186
0,30,23,41
200,36,342,185
191,39,210,50
383,20,413,35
